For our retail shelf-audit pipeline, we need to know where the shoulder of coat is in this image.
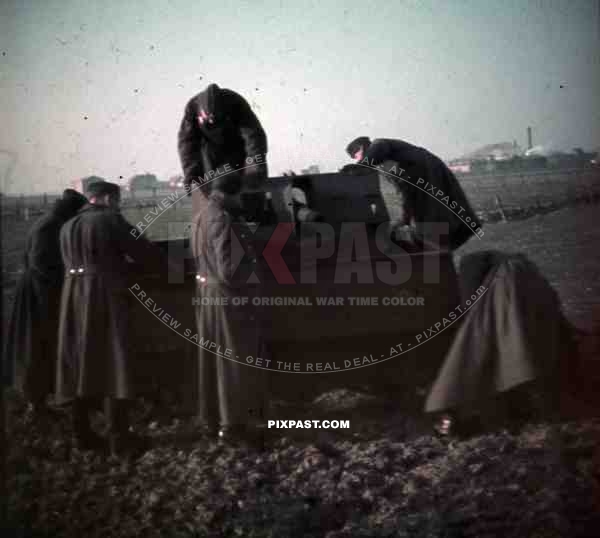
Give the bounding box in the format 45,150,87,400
219,87,241,100
219,88,250,112
184,93,202,115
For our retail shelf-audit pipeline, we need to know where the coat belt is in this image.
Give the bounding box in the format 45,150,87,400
65,265,123,276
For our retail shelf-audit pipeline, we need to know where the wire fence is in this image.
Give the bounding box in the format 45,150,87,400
0,189,191,221
1,168,599,223
458,167,600,214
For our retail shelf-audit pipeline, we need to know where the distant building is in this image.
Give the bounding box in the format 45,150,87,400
127,173,160,192
546,148,598,169
460,141,524,162
447,161,472,174
448,142,524,175
524,145,552,157
448,141,556,174
448,142,597,175
524,145,597,168
168,174,184,189
70,175,106,194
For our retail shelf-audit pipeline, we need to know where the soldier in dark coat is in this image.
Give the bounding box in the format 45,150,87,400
178,83,268,196
192,174,269,443
4,189,88,413
56,181,167,454
425,250,579,435
346,136,481,250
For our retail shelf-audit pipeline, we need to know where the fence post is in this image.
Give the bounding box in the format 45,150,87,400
17,194,25,220
494,195,507,222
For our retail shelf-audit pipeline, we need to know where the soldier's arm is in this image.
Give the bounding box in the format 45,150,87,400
115,213,170,273
177,100,205,195
210,211,239,289
204,210,257,291
227,91,268,181
366,139,421,168
364,139,393,166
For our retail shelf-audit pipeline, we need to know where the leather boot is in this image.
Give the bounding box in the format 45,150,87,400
218,424,266,449
105,398,150,459
432,411,486,439
72,398,108,453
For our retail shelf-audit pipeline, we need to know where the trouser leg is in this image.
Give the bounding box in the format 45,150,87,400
104,398,131,437
72,397,94,438
72,397,107,451
196,354,220,430
105,398,149,458
379,173,409,228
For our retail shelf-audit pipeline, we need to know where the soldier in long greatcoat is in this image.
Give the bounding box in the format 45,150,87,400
4,189,87,413
178,83,268,196
56,181,168,454
192,173,269,443
425,250,579,435
346,136,481,250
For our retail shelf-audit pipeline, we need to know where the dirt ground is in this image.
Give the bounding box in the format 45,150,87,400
455,202,600,333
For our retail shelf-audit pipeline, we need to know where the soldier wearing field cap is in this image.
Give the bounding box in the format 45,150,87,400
56,181,168,456
346,136,481,250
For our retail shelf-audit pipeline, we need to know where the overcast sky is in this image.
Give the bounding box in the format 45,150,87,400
1,0,599,194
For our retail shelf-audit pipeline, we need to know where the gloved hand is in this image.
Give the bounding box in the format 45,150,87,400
296,206,324,223
243,165,268,190
385,224,425,253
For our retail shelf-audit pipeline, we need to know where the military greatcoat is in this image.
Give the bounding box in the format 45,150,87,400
191,191,269,428
56,204,165,403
